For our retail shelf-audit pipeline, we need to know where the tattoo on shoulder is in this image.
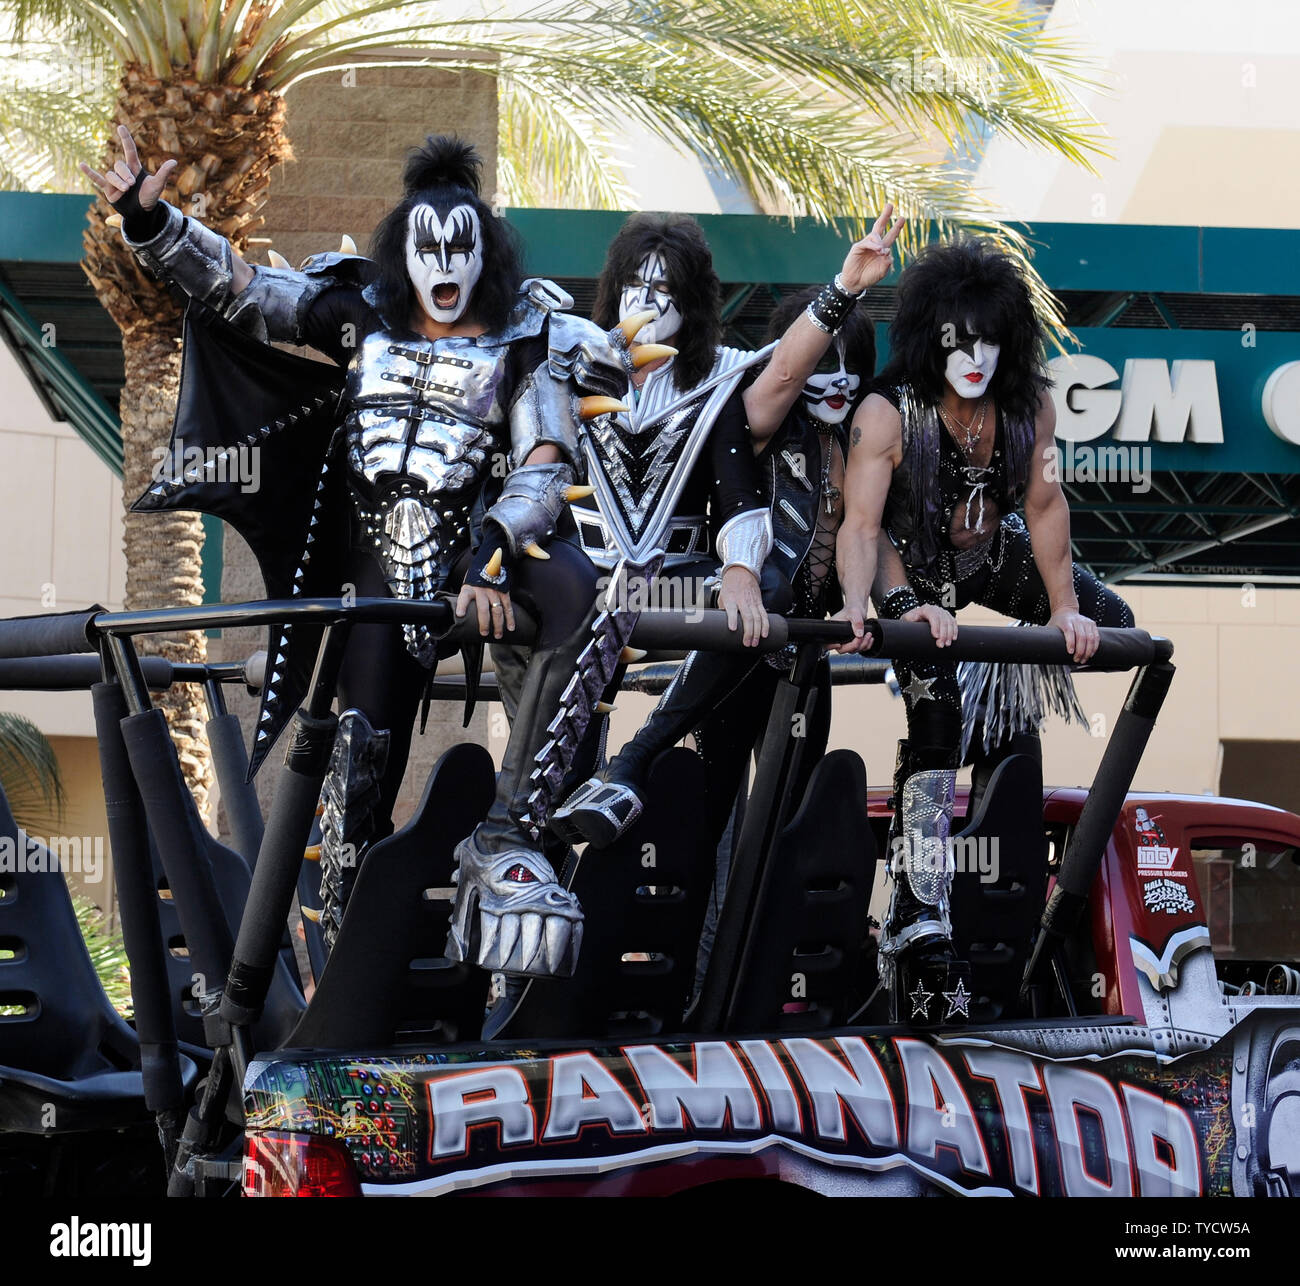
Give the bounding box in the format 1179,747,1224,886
851,425,862,448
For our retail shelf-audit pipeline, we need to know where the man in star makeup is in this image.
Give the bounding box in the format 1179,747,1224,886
85,128,644,983
831,238,1135,1023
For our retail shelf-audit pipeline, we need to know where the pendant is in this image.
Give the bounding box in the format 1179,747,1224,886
824,484,841,516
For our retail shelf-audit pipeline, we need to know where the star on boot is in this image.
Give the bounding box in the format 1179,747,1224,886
943,977,972,1020
902,674,937,703
909,978,934,1020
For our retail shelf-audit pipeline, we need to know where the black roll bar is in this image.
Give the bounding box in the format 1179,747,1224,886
0,598,1176,1044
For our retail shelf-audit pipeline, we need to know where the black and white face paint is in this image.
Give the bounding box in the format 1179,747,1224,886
405,201,483,325
944,324,1000,399
802,339,860,426
618,251,682,345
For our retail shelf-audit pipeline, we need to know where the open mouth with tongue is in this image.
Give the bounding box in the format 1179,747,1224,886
433,283,461,312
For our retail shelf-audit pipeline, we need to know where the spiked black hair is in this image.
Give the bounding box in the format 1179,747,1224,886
368,135,522,332
765,286,877,404
877,238,1050,427
592,213,722,392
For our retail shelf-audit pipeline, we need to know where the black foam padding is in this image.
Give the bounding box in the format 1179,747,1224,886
0,655,172,690
206,713,263,866
724,749,875,1031
284,742,494,1050
91,682,184,1111
950,754,1049,1024
0,608,100,660
872,619,1167,671
119,711,303,1050
494,747,715,1042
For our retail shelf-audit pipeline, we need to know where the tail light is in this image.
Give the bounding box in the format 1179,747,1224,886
243,1131,361,1197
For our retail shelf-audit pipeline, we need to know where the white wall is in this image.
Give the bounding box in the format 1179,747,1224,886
0,337,125,736
979,0,1300,229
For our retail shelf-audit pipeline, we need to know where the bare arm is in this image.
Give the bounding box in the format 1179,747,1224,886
1022,392,1098,662
743,205,902,447
872,528,911,598
829,393,901,653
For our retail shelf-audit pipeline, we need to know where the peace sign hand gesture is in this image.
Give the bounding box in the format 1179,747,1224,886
838,203,904,295
79,125,178,212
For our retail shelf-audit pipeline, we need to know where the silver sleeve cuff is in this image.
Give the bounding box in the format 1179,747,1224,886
716,508,774,579
121,202,235,312
224,264,333,345
484,462,576,557
121,203,330,343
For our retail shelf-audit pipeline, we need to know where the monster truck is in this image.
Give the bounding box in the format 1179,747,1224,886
0,599,1296,1198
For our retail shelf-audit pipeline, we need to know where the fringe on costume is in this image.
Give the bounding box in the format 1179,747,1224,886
958,636,1089,760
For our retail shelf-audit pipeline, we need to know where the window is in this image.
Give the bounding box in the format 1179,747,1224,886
1191,839,1300,973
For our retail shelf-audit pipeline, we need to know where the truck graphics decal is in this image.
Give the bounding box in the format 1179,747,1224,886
246,1025,1259,1197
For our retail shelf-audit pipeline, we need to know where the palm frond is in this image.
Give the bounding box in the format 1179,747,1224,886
0,50,112,188
73,894,132,1016
0,0,1102,339
0,712,65,837
499,72,634,210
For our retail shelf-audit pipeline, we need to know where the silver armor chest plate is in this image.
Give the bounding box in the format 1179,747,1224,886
345,330,507,496
344,330,510,663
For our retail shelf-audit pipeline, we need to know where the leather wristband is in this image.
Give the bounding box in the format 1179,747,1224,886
805,276,860,335
878,583,920,620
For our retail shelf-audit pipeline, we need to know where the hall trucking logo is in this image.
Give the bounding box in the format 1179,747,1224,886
1143,878,1197,916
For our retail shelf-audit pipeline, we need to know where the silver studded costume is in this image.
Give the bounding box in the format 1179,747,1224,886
550,344,790,850
124,202,630,974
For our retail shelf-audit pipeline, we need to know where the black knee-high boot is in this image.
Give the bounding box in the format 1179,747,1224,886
551,648,752,848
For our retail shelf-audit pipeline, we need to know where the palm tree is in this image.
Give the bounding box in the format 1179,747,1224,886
0,0,1105,812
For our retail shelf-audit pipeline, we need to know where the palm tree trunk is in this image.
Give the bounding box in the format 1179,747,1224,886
81,67,291,825
119,327,213,824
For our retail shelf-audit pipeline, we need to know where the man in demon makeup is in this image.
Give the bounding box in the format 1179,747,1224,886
84,128,657,980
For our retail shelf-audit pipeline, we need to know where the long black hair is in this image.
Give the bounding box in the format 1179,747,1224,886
592,213,721,392
877,238,1050,427
368,136,522,332
765,286,877,404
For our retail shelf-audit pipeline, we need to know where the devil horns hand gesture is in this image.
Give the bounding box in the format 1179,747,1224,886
79,125,177,215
